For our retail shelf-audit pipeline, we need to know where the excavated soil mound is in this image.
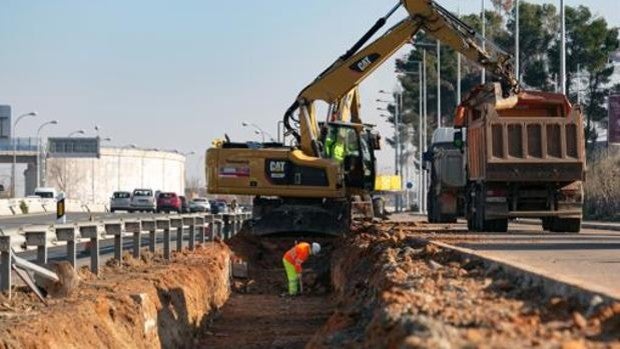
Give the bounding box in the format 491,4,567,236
0,242,232,349
198,231,337,348
307,221,620,349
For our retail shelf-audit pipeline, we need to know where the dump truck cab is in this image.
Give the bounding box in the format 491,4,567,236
424,128,466,223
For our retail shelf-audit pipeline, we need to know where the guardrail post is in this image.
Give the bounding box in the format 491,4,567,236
222,214,232,239
184,216,196,250
79,224,100,275
157,218,171,259
0,236,11,293
204,214,213,241
195,216,205,244
124,220,142,259
103,222,123,263
170,218,183,252
213,219,223,240
25,231,48,265
141,219,156,253
56,225,78,268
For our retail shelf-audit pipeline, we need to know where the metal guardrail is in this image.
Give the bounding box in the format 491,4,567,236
0,212,252,294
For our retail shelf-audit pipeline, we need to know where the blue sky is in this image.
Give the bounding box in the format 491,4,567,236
0,0,616,182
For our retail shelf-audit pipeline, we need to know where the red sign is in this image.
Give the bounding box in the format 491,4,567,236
609,95,620,144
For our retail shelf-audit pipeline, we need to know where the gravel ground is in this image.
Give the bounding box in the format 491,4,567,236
307,221,620,349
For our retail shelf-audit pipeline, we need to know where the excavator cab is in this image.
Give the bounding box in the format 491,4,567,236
320,122,378,193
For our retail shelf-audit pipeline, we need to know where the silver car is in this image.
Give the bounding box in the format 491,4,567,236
110,191,132,212
130,189,155,212
190,197,211,212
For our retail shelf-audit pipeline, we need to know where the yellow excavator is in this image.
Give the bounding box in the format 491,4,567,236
207,0,519,235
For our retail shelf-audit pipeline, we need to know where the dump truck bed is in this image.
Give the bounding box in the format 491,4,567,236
465,88,586,184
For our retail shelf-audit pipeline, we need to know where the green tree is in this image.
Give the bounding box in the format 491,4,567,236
389,1,618,155
548,5,619,148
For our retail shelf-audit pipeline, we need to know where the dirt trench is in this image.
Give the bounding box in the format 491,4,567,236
198,233,337,349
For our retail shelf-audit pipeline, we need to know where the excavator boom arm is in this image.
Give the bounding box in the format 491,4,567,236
402,0,519,94
285,0,520,155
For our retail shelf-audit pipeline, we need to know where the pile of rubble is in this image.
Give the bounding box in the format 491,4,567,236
307,222,620,348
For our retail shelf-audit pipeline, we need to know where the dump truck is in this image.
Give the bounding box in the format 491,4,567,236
451,83,586,232
424,127,466,223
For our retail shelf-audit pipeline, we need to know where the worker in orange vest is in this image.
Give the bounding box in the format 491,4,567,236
282,242,321,296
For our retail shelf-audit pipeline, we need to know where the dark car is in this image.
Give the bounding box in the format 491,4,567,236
156,192,181,213
210,200,228,214
179,196,190,213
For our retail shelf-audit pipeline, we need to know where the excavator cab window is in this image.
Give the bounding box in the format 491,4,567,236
321,123,375,190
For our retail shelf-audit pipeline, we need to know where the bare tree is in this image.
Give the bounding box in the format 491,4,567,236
48,160,67,192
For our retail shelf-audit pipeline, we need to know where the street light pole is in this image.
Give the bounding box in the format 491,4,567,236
457,1,462,104
481,0,486,84
515,0,520,82
36,120,59,188
422,49,428,213
560,0,566,94
68,130,85,137
436,40,441,128
12,111,38,197
242,121,276,142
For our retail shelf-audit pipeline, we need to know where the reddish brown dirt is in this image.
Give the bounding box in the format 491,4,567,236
307,221,620,349
0,243,231,349
198,232,336,349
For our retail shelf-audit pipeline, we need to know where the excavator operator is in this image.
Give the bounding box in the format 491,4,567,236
324,127,347,163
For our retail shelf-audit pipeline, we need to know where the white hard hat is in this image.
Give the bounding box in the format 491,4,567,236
311,242,321,255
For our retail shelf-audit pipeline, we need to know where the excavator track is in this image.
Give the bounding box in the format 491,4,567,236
250,197,350,236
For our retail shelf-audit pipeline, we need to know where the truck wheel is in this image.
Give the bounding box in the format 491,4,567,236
550,218,581,233
426,192,435,223
541,218,552,231
471,184,485,232
485,219,508,232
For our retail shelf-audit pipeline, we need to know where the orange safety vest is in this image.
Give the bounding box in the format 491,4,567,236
283,242,311,273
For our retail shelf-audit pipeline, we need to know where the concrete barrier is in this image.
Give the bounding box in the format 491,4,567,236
0,197,107,217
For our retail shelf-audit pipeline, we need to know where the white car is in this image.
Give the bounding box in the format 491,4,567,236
190,198,211,212
33,187,57,199
130,189,155,212
110,191,132,212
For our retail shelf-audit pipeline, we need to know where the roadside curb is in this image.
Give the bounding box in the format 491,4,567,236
427,239,619,306
516,219,620,232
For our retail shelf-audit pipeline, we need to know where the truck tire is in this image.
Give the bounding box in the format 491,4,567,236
427,191,435,223
484,219,508,232
550,218,581,233
541,217,552,231
466,185,480,232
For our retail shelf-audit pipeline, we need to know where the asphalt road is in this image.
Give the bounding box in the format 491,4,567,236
394,214,620,300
